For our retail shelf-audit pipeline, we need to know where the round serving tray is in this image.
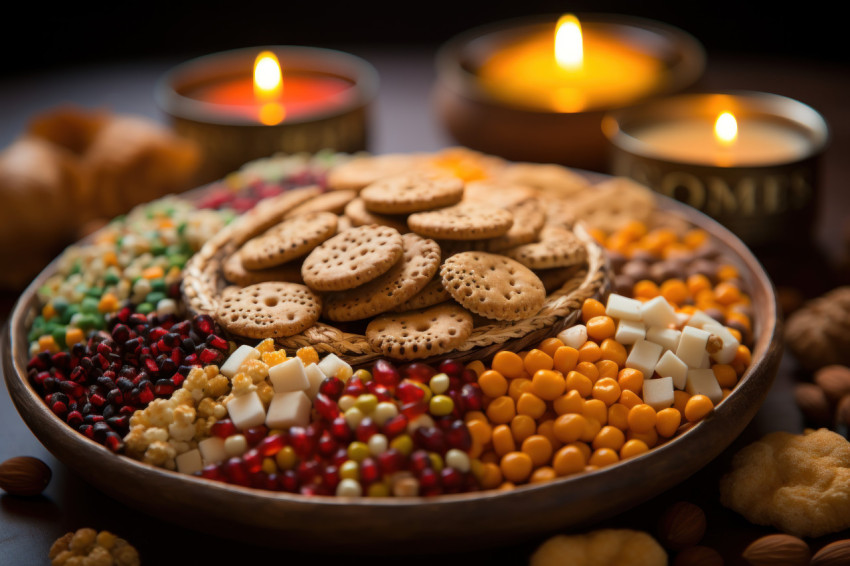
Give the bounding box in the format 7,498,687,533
2,190,782,554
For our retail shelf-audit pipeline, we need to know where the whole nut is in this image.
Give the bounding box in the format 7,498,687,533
814,365,850,403
836,395,850,428
811,539,850,566
794,382,833,426
0,456,52,496
672,546,724,566
657,501,707,550
742,534,810,566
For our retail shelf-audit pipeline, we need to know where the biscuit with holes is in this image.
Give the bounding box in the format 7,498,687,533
366,303,473,360
284,189,357,218
503,225,587,270
391,276,452,312
230,186,322,245
462,180,538,209
325,153,426,191
301,224,404,291
239,211,338,269
485,197,546,251
222,252,304,286
441,251,546,321
496,162,591,198
215,282,321,339
344,197,409,233
360,173,464,214
408,203,514,241
323,233,441,321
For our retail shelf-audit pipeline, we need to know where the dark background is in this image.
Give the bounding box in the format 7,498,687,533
2,0,847,77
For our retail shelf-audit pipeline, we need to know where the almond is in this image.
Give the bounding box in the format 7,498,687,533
0,456,52,496
794,382,833,426
657,501,706,551
814,365,850,403
742,533,810,566
672,545,723,566
811,539,850,566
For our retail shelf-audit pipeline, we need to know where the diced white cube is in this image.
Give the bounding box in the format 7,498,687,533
655,350,689,390
606,293,643,321
685,310,721,330
615,319,645,345
175,448,203,475
699,350,711,369
676,326,711,368
226,390,266,430
686,369,723,404
304,363,327,400
703,322,740,365
198,436,228,465
626,339,663,380
643,376,674,411
558,324,588,349
268,357,310,392
265,391,312,429
646,326,682,352
674,312,691,328
640,296,678,328
317,353,353,382
220,344,260,378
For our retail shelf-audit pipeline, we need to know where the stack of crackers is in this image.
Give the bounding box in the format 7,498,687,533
188,149,651,361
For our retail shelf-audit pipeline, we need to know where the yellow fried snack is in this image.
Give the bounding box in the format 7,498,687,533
719,428,850,537
530,529,667,566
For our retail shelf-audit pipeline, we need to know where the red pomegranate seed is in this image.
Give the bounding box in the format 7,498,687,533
330,416,353,442
382,414,409,438
377,449,403,475
396,381,425,404
281,470,299,492
224,457,249,486
414,426,446,454
318,376,345,399
242,449,263,474
366,382,392,402
372,359,400,387
461,368,478,384
289,426,316,458
419,467,439,489
206,335,229,350
199,348,220,364
317,430,338,457
330,447,349,467
200,464,222,480
356,417,379,443
360,457,380,485
438,359,464,379
321,465,341,491
343,377,367,397
314,393,341,421
400,401,427,419
211,419,237,439
410,450,431,474
244,425,268,446
297,459,320,484
400,362,437,383
258,434,286,457
460,383,483,411
440,467,463,491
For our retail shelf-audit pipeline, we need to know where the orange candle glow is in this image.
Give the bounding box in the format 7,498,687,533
477,14,665,113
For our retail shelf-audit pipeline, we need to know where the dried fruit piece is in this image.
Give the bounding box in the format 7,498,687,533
742,534,810,566
811,539,850,566
657,501,707,550
0,456,52,496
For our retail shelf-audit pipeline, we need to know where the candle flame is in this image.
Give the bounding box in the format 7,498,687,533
715,112,737,145
254,51,283,99
555,14,583,71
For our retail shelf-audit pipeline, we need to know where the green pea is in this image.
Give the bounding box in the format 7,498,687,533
150,278,167,293
146,291,166,305
81,296,100,315
52,297,69,315
135,302,154,315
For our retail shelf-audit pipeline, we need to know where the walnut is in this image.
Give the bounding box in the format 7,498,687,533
785,286,850,371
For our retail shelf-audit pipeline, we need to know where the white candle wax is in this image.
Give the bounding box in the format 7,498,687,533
635,118,811,167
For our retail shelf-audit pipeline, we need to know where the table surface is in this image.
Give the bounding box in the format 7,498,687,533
2,45,849,565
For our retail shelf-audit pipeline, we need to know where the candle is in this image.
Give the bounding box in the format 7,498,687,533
603,92,829,247
156,46,378,183
477,14,666,113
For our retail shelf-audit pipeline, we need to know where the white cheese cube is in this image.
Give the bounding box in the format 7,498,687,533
558,324,588,349
699,350,711,369
686,369,723,404
304,363,327,400
640,295,678,328
606,293,643,321
676,326,711,368
643,376,674,411
646,326,682,352
265,391,312,429
268,357,310,392
655,350,689,390
226,390,266,430
674,312,691,328
175,448,203,475
317,353,353,382
198,436,227,465
685,310,721,330
702,322,740,365
615,319,645,345
220,344,260,378
626,339,663,380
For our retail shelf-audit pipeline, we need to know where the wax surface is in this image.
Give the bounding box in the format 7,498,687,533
477,28,664,113
634,119,812,167
188,73,354,122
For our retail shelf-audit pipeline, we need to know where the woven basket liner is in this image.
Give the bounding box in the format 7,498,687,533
182,220,609,367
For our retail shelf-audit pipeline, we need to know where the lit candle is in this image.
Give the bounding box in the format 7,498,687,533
476,13,666,112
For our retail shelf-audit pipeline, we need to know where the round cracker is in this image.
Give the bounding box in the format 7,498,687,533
360,173,464,214
485,198,546,251
503,225,587,270
229,186,322,245
462,180,538,209
391,276,452,312
440,251,546,321
215,282,321,339
323,233,441,321
284,189,357,218
239,211,338,269
325,153,424,191
408,204,514,241
222,252,304,286
344,197,410,233
366,303,473,360
301,224,404,291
